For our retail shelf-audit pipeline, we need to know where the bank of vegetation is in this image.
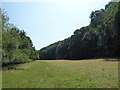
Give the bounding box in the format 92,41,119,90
1,9,39,66
39,2,120,60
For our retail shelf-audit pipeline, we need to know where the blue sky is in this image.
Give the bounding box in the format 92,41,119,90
2,1,109,50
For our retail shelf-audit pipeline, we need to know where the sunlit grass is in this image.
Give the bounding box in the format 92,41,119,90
0,71,2,89
2,59,118,88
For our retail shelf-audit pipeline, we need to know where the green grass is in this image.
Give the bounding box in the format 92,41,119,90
2,59,119,88
0,71,2,89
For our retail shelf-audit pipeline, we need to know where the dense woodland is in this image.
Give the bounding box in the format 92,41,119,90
39,2,120,60
1,9,39,66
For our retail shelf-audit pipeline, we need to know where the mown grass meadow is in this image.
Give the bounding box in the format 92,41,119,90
2,59,118,88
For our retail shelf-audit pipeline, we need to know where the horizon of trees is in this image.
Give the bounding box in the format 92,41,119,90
39,2,120,60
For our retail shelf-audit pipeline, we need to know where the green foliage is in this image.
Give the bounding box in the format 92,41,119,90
39,41,61,59
39,2,120,60
56,38,70,59
1,9,39,65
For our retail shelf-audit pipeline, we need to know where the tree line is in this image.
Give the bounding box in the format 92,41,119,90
1,9,39,66
39,2,120,60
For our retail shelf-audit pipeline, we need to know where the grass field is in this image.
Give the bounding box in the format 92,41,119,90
2,59,119,88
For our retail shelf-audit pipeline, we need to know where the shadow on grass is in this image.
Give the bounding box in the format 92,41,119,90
104,58,119,62
59,58,120,62
41,58,120,61
3,65,27,71
68,58,104,61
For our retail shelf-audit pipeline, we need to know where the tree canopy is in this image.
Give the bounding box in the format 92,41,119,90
1,9,39,66
39,2,120,60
